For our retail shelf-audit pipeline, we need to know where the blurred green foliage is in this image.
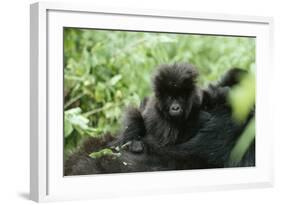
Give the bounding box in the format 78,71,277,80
229,72,255,122
229,118,255,163
63,28,256,159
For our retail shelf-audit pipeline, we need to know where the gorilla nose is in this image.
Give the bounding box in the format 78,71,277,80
171,104,180,111
169,103,182,116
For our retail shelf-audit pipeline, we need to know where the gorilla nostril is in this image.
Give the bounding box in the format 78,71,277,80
172,105,180,111
169,104,182,117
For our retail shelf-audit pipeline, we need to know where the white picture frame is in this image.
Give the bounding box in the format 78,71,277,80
30,1,274,202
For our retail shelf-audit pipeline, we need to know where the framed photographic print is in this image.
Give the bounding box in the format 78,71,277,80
30,1,274,202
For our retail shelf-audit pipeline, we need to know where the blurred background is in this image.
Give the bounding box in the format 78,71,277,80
63,28,255,159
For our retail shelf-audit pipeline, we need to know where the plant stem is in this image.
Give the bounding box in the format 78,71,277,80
83,102,123,117
64,93,85,109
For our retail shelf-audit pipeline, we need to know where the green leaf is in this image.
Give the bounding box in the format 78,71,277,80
108,74,122,86
89,148,121,159
64,117,73,137
65,107,82,115
64,107,100,138
228,72,255,122
229,118,255,163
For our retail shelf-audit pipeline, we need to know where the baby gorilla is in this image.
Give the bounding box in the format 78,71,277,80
113,63,211,155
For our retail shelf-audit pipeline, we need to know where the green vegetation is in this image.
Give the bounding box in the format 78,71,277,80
229,118,255,163
89,148,121,159
63,28,255,159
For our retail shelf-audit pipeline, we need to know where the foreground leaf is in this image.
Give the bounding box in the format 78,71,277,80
89,148,121,159
229,118,255,163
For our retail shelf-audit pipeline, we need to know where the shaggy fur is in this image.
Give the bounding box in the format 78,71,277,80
149,106,255,169
64,133,177,175
64,63,255,175
113,64,205,148
115,63,242,149
116,63,254,168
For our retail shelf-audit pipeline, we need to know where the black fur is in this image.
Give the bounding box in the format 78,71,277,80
64,134,175,175
117,63,234,149
201,68,247,109
64,63,255,175
109,106,146,146
123,63,204,149
150,106,255,169
216,68,247,87
118,64,254,168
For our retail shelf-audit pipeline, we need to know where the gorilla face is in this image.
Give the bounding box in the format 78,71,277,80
156,89,195,121
152,64,200,121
